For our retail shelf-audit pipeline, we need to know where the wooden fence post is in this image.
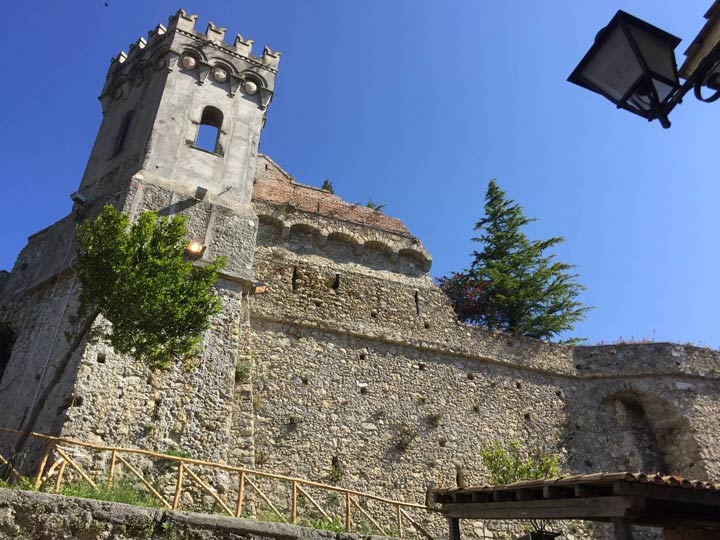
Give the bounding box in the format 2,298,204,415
173,462,184,510
108,449,117,488
34,442,54,489
55,462,67,493
345,491,352,532
235,471,245,518
291,481,298,524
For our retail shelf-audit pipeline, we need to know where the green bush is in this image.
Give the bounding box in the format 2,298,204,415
479,440,559,485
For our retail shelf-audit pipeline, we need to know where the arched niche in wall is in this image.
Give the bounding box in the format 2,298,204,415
257,215,284,246
596,390,703,478
326,232,358,264
398,248,428,277
287,223,321,253
360,240,395,272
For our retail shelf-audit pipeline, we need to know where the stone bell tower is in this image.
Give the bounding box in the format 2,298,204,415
76,8,280,280
0,10,281,465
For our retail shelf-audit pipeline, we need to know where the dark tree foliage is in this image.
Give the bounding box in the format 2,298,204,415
321,179,335,194
438,179,590,341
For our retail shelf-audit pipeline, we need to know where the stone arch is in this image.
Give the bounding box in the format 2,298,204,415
596,390,703,478
180,46,208,63
256,214,284,246
360,240,395,272
398,247,431,274
287,222,321,252
240,69,268,89
326,231,359,264
148,46,170,71
209,58,238,75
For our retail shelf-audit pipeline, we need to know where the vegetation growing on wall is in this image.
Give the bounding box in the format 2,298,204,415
438,179,590,342
479,439,559,486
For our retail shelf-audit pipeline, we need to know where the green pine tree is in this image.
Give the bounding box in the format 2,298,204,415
321,179,335,194
439,179,590,341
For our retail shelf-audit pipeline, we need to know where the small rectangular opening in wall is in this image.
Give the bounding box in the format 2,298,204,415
292,266,298,292
332,273,340,292
414,290,420,315
96,352,106,364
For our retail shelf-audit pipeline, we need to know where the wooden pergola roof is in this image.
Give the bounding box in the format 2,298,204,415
432,473,720,540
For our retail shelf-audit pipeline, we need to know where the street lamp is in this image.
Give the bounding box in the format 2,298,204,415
568,10,720,128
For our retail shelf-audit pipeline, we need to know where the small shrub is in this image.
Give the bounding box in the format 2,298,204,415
479,440,559,486
312,517,345,533
235,361,250,383
255,449,268,466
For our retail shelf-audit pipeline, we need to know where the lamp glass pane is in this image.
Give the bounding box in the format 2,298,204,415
652,78,675,102
626,90,653,113
628,25,679,85
582,25,642,101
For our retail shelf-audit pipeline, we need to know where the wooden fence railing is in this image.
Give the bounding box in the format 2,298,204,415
0,429,438,539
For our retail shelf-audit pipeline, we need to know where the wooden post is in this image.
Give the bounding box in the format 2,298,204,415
34,443,54,489
397,504,403,538
55,461,67,493
291,480,298,524
235,471,245,518
108,450,117,488
345,491,352,532
173,462,184,510
449,517,461,540
612,518,634,540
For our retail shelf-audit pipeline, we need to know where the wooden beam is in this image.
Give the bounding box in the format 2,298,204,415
441,496,646,520
574,485,600,498
613,482,720,508
515,488,539,501
448,517,461,540
543,486,572,498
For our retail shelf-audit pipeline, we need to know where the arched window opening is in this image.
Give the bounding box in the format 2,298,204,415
195,106,223,155
110,109,134,159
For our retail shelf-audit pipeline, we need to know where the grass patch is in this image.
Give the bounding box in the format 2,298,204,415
59,476,158,507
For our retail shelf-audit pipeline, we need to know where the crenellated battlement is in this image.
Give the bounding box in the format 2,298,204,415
101,9,280,111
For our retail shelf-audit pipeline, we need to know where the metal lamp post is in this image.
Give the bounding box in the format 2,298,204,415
569,10,720,128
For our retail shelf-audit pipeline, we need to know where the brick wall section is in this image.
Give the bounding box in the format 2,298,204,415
253,155,412,237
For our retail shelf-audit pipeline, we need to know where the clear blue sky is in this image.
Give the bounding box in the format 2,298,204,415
1,1,717,346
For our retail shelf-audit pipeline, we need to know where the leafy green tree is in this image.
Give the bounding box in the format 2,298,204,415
4,206,224,477
321,179,335,194
438,179,589,341
75,206,225,369
479,440,559,486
